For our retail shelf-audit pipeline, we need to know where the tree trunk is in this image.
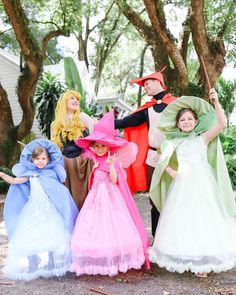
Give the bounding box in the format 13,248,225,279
94,7,124,96
190,0,226,98
116,0,229,98
78,30,89,69
0,84,15,166
1,0,70,166
115,0,189,95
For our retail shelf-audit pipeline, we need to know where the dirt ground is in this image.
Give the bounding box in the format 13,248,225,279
0,193,236,295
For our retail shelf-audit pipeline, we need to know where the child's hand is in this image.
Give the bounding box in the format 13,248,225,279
171,170,178,180
166,166,178,179
106,151,116,165
209,88,219,104
0,172,3,178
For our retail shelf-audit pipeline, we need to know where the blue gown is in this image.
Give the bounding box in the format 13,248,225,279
3,139,79,280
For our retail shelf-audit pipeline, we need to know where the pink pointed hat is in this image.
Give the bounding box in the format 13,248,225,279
76,110,128,150
130,66,167,89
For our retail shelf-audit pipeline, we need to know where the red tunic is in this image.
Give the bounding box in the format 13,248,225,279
124,93,177,193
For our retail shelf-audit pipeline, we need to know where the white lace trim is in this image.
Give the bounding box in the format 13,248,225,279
148,249,236,274
3,265,70,281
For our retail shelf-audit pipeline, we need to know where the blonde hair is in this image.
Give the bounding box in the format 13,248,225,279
51,90,85,148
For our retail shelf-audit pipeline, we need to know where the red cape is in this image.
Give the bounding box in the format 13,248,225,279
124,93,177,193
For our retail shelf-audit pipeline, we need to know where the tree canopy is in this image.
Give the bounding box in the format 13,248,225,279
0,0,235,166
115,0,235,96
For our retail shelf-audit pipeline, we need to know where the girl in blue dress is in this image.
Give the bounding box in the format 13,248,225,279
0,139,78,280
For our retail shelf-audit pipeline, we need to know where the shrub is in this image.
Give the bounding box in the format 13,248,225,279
0,166,13,193
34,72,66,138
220,127,236,189
226,156,236,189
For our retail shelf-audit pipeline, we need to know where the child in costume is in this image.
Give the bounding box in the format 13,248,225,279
70,111,150,276
148,88,236,277
1,139,79,280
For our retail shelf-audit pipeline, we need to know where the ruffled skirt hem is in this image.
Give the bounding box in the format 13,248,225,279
3,265,70,281
70,259,144,276
148,250,236,274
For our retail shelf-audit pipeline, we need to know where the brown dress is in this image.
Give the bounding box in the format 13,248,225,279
64,155,93,209
56,112,96,209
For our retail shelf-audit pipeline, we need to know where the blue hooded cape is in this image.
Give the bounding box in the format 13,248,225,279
3,139,79,239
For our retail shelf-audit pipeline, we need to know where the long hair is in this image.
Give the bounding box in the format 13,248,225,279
51,90,85,148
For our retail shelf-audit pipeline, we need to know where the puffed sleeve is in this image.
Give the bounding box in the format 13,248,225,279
79,112,97,134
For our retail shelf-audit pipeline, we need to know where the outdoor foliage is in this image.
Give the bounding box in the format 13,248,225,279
220,127,236,189
83,102,99,118
34,72,66,139
1,0,235,166
0,0,74,166
64,57,85,109
216,78,236,126
0,166,13,193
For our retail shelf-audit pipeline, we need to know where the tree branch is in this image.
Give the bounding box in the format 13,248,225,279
0,27,13,36
144,0,188,91
2,0,42,64
2,0,41,138
41,29,69,56
190,0,210,56
115,0,154,41
89,1,115,33
217,1,235,38
0,83,14,131
190,0,226,93
180,9,191,64
30,19,62,30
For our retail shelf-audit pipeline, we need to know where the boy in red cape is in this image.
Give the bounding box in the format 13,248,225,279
115,70,177,237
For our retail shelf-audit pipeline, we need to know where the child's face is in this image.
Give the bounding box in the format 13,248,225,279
93,143,109,157
177,111,198,133
32,151,49,169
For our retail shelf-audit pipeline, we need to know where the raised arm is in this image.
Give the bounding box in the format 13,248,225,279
0,172,28,184
203,88,227,145
79,112,98,134
115,110,147,129
106,151,118,184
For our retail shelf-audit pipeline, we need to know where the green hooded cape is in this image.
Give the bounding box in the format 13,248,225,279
149,96,236,217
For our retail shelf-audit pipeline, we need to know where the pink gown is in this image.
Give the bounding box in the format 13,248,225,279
70,155,149,276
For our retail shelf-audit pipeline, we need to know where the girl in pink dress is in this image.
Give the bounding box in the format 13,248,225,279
70,110,150,276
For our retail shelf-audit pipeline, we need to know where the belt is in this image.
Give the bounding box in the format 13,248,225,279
149,146,161,154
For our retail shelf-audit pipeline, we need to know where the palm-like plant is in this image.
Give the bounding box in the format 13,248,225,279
34,72,66,138
64,57,85,110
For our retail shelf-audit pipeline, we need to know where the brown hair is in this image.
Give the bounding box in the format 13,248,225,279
176,108,198,125
31,147,49,160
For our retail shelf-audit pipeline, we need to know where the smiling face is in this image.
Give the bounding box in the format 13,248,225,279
32,151,49,169
143,79,164,96
66,96,80,114
177,109,198,133
92,142,109,157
